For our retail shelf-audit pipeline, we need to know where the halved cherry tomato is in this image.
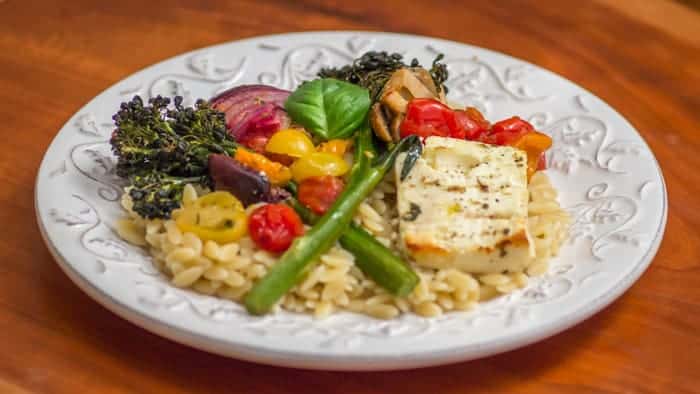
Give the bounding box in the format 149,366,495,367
248,204,305,252
317,139,351,156
175,192,248,243
400,99,459,139
485,116,535,145
290,152,350,182
510,131,552,179
454,106,490,140
465,107,490,130
453,111,474,140
401,99,492,141
265,129,315,158
298,176,345,215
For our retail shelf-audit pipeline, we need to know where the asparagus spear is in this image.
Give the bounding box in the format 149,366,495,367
244,131,420,315
287,196,418,297
286,129,418,295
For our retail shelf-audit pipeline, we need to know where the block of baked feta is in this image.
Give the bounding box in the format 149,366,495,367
395,136,534,274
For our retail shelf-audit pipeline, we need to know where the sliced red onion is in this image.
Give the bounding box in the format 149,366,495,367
211,85,292,151
208,154,289,206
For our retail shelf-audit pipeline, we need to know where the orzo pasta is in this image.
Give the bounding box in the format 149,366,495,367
117,171,569,319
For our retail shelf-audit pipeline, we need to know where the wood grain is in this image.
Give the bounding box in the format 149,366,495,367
1,0,699,392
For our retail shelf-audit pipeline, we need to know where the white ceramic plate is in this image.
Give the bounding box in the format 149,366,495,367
36,32,667,371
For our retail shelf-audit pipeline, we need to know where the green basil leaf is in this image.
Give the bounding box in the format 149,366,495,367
284,78,371,140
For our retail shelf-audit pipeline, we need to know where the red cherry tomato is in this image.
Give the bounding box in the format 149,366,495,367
400,99,460,139
400,100,494,141
248,204,305,253
487,116,535,145
298,175,345,215
454,107,490,140
465,107,490,130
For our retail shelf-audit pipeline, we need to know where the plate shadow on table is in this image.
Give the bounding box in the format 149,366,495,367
39,248,623,393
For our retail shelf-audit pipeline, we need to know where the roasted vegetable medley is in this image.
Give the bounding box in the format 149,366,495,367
111,50,554,315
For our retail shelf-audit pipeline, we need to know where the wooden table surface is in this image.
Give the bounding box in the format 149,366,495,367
1,0,699,393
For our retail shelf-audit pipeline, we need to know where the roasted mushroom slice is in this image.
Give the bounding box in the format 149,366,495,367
390,113,404,142
370,103,392,142
410,68,446,102
382,90,411,115
382,69,435,113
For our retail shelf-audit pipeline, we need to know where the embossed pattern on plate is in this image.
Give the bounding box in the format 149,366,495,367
35,32,667,370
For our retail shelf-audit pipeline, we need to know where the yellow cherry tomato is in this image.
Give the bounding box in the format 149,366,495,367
265,129,315,158
175,191,248,243
290,152,350,182
317,139,352,156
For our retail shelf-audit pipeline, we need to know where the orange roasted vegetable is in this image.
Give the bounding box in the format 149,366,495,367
317,139,352,156
234,148,292,185
511,131,552,180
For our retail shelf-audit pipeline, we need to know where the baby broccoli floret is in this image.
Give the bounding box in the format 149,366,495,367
127,173,209,219
111,96,235,179
110,95,237,218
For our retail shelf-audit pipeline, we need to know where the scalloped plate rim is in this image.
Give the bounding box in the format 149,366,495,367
34,31,668,370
